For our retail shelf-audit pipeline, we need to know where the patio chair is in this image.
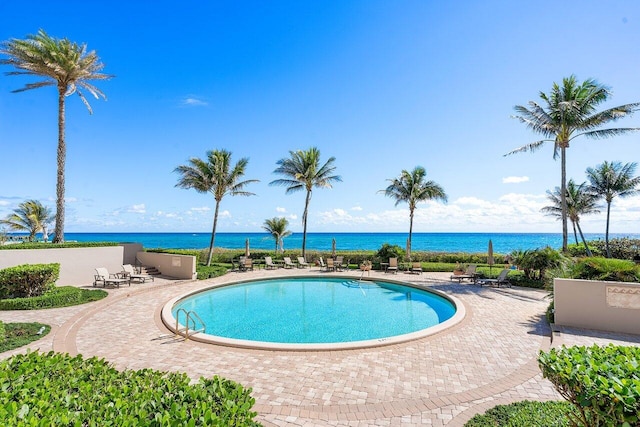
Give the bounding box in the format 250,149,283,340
243,257,254,271
335,256,345,271
387,257,398,274
297,257,310,268
411,262,423,274
122,264,154,283
478,269,511,288
264,256,278,270
94,267,129,288
283,257,296,269
326,257,336,272
450,264,478,283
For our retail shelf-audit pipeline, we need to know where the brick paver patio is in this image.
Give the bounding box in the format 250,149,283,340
2,269,639,426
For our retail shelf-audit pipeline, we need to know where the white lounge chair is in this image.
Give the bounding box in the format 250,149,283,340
387,257,398,274
297,257,310,268
122,264,154,283
450,264,478,283
264,256,278,270
94,267,129,288
478,269,511,288
283,257,295,269
411,262,423,274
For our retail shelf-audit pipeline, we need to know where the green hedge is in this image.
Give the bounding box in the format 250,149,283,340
567,237,640,260
539,344,640,426
0,241,119,250
0,286,107,310
570,257,640,282
0,351,260,426
465,400,570,426
0,263,59,299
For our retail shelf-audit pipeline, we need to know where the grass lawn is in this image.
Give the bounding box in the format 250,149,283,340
0,322,51,353
465,400,571,426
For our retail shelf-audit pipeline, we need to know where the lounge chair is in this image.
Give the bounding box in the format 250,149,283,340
122,264,154,283
283,257,295,269
94,267,129,288
297,257,310,268
335,256,345,271
243,257,254,271
326,257,336,272
450,264,478,283
478,269,511,288
264,256,278,270
387,257,398,274
411,262,423,274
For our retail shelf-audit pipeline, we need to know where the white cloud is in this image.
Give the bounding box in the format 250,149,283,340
190,206,211,212
65,197,78,203
502,176,530,184
288,214,298,220
219,210,231,218
351,206,363,211
127,204,146,214
276,207,287,213
180,96,208,107
0,201,9,206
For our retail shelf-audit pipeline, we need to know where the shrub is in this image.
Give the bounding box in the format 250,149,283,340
0,351,261,426
0,241,119,250
375,243,406,262
0,321,5,344
0,286,107,310
567,237,640,260
0,263,59,299
510,247,563,281
464,400,570,426
570,257,640,282
539,344,640,427
196,264,229,280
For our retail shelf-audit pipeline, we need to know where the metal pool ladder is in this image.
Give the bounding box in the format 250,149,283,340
175,308,206,340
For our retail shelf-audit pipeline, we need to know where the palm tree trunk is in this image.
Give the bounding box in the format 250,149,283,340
560,147,568,252
408,208,414,261
571,221,578,245
605,201,612,258
576,221,592,257
301,190,311,259
207,200,221,266
53,86,66,243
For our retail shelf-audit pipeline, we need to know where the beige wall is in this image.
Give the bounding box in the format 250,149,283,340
554,278,640,335
136,252,197,280
0,246,125,286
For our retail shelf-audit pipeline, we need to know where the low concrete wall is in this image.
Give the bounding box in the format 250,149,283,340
0,246,125,286
136,252,196,280
554,278,640,335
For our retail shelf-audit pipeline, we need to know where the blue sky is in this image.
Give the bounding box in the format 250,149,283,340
1,1,639,234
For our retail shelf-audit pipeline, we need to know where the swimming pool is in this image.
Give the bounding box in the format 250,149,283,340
165,276,463,350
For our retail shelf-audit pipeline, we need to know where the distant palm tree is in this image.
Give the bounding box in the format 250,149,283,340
263,217,292,253
1,200,55,241
586,161,640,258
270,147,341,259
541,180,599,256
1,30,112,243
381,166,447,252
506,75,639,252
175,150,258,266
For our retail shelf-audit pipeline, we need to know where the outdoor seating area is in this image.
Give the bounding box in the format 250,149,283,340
478,269,511,287
450,264,479,283
93,267,129,288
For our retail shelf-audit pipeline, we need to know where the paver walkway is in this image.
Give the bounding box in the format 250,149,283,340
2,269,639,426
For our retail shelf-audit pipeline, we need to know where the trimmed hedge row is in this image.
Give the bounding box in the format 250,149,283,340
0,241,119,250
0,286,107,310
0,263,59,299
539,344,640,426
465,400,570,426
0,351,261,426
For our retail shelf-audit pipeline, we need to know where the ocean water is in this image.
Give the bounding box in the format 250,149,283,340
10,231,638,254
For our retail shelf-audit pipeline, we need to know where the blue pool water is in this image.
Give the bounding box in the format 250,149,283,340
172,277,456,344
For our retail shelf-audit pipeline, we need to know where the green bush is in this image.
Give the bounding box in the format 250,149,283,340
375,243,406,262
0,286,107,310
568,237,640,260
0,321,5,344
465,400,570,426
0,241,119,250
0,263,60,299
197,264,229,280
539,344,640,427
570,257,640,282
0,351,260,426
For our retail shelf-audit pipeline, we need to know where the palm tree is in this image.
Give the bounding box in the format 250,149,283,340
270,147,341,259
263,217,292,253
175,150,258,266
541,180,599,256
586,161,640,258
1,200,55,241
381,166,447,252
1,30,112,243
506,75,639,252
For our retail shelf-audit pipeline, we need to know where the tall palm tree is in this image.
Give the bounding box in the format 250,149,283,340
1,30,112,243
381,166,447,252
175,150,258,266
1,200,55,241
263,217,292,253
270,147,341,259
541,179,599,256
506,75,639,252
586,161,640,258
